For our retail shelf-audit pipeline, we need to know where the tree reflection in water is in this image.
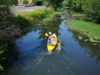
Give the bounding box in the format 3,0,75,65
70,30,100,63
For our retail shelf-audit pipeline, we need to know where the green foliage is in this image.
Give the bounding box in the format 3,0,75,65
64,0,100,23
34,0,43,5
20,7,54,24
23,0,28,4
0,38,8,71
62,0,69,8
0,0,18,5
47,6,54,14
0,6,11,28
64,0,86,12
46,0,64,10
83,0,100,23
0,65,4,71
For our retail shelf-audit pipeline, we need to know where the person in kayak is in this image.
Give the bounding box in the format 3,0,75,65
48,36,56,46
48,32,56,46
51,36,56,46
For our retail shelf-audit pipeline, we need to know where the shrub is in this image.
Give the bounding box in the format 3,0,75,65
20,8,55,24
0,65,4,71
46,0,64,10
83,0,100,23
0,36,8,71
34,0,43,5
0,6,12,29
0,0,18,5
23,0,28,4
47,6,54,14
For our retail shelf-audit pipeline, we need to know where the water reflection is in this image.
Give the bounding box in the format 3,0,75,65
38,15,62,39
70,30,100,63
7,15,62,65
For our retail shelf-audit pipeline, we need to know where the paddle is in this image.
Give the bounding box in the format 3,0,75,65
45,33,49,37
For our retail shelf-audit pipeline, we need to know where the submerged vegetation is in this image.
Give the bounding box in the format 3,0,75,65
71,30,100,62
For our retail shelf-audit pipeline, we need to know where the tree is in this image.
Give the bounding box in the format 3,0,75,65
83,0,100,23
23,0,28,4
46,0,64,10
0,0,18,5
65,0,86,12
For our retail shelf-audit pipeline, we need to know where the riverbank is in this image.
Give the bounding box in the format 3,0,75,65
64,10,100,43
16,7,54,24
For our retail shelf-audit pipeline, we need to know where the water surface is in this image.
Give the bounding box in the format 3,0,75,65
1,18,100,75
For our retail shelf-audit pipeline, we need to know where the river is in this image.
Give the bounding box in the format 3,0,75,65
1,17,100,75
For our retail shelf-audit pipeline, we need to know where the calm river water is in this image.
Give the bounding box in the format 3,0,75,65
1,17,100,75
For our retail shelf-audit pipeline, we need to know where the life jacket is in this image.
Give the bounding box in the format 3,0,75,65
48,40,51,44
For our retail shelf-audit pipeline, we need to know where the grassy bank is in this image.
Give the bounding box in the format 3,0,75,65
64,10,100,43
14,6,55,24
67,20,100,43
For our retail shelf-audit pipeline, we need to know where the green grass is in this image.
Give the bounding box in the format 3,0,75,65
21,9,48,23
14,7,55,24
67,20,100,42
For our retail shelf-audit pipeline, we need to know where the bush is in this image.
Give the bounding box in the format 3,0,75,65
0,0,18,5
21,7,55,24
47,6,54,14
46,0,64,10
34,0,43,5
23,0,28,4
65,0,85,12
0,65,4,71
83,0,100,23
64,0,100,23
0,35,8,71
0,6,12,29
62,0,68,8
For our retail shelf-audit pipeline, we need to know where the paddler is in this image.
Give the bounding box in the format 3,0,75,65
51,36,56,46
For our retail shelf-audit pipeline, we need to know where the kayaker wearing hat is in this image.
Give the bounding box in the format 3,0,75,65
48,36,56,45
48,32,56,46
51,36,56,46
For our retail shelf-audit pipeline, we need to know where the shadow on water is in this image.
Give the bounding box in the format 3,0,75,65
1,16,100,75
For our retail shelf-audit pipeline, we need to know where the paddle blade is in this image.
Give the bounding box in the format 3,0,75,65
58,43,61,46
45,33,48,37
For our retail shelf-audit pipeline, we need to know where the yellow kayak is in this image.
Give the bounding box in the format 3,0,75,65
47,33,57,52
